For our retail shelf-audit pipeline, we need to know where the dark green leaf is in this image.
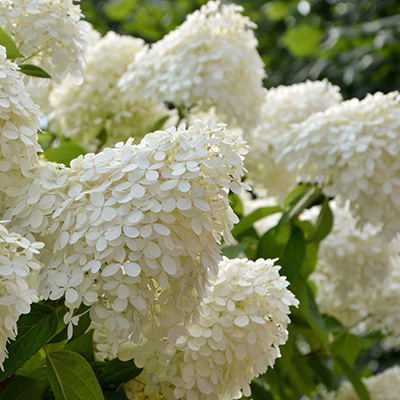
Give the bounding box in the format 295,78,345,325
46,350,104,400
333,356,371,400
44,142,86,167
103,392,128,400
279,225,306,281
276,186,323,231
96,128,108,148
99,359,142,386
19,64,51,78
257,224,291,260
221,242,250,259
300,241,319,278
248,379,274,400
292,278,328,347
64,330,94,362
0,303,58,381
307,357,334,390
308,197,334,242
231,206,282,238
0,369,49,400
331,333,362,367
324,315,345,335
0,27,23,59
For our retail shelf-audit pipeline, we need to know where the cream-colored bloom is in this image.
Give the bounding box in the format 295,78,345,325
244,80,342,202
119,0,265,129
0,45,41,217
0,0,89,83
323,366,400,400
0,223,42,369
5,119,248,352
310,202,400,335
278,91,400,239
50,31,166,148
123,257,298,400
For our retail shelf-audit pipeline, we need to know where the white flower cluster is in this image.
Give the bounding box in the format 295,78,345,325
244,80,342,201
0,45,41,216
323,366,400,400
119,0,265,129
5,119,248,352
310,202,400,334
278,91,400,239
0,223,42,368
0,0,89,83
123,257,298,400
50,31,167,149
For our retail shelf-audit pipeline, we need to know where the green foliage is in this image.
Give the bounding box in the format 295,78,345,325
19,64,51,78
0,303,59,381
0,27,23,59
98,359,142,387
44,139,86,167
46,350,104,400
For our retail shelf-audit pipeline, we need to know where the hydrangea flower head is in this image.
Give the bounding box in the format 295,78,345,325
323,366,400,400
0,45,41,216
50,31,166,149
5,119,248,353
123,257,299,400
0,223,43,368
244,80,342,201
278,91,400,239
310,202,400,334
119,0,265,129
0,0,89,83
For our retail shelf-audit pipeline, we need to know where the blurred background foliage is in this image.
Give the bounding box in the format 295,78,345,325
81,0,400,100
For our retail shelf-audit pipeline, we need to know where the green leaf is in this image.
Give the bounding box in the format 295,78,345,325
0,27,23,59
64,330,94,362
231,206,282,238
332,356,371,400
300,241,319,278
292,278,328,347
0,372,49,400
44,141,86,167
0,303,58,381
307,197,334,242
276,186,323,231
257,224,291,260
229,193,243,218
38,133,54,151
104,0,137,21
99,359,142,386
279,225,306,281
324,315,345,335
307,357,334,391
284,25,323,58
19,64,51,79
96,128,108,148
103,392,129,400
46,350,104,400
221,242,250,259
263,1,290,21
151,115,170,132
331,333,362,367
